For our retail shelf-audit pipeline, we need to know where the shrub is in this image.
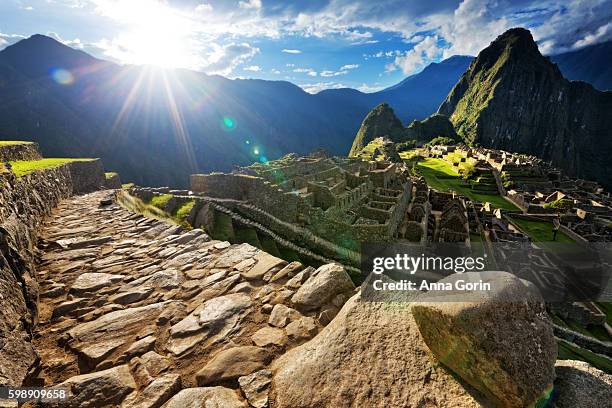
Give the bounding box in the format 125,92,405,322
424,136,455,147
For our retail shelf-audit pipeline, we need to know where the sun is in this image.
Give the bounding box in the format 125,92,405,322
98,0,202,69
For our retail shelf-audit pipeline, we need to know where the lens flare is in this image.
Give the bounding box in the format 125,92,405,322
253,147,260,155
259,156,268,164
221,116,236,131
50,68,74,85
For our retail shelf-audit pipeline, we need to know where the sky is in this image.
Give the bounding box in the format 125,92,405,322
1,0,611,93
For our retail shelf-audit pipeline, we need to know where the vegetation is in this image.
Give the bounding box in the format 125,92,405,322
0,140,33,145
543,198,574,211
105,172,118,179
508,217,574,243
116,191,189,228
174,200,195,221
395,140,416,152
122,183,135,189
416,158,519,210
149,194,173,210
557,339,612,374
8,158,95,177
424,136,455,147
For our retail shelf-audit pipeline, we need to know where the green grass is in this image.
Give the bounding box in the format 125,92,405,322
0,140,33,145
105,172,118,179
122,183,135,189
260,236,282,258
557,339,612,374
9,158,95,177
174,200,195,221
212,210,235,242
149,194,173,210
416,158,519,211
116,191,189,228
508,217,574,243
551,312,611,342
233,227,262,248
595,303,612,326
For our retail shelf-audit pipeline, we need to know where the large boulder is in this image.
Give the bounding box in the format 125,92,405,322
553,360,612,407
290,264,355,311
411,271,556,408
271,293,485,407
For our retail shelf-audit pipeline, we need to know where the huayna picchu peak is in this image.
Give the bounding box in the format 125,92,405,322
438,27,612,189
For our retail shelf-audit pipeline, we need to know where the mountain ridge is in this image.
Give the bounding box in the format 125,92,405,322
438,27,612,188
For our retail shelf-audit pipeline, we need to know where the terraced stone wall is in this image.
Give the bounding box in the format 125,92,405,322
0,160,106,386
0,142,43,161
0,167,73,386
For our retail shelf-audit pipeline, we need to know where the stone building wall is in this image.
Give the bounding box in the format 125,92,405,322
191,173,302,223
0,142,43,162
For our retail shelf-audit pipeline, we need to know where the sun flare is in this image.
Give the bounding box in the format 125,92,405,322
96,0,202,69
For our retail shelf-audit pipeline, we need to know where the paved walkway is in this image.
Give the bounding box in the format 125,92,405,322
30,190,347,407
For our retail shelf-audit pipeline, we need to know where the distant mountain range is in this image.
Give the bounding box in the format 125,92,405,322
0,34,610,186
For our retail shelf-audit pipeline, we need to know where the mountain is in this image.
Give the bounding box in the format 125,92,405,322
349,103,456,156
438,28,612,188
0,35,474,186
551,41,612,91
349,103,405,155
0,34,610,187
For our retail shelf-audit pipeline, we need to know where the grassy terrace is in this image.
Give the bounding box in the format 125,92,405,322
415,157,519,211
507,216,574,243
0,140,34,145
9,158,95,177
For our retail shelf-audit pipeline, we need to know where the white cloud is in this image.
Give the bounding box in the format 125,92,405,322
357,83,384,93
390,35,443,74
300,81,347,94
239,0,262,10
0,32,26,49
47,31,84,48
282,48,302,54
195,3,213,13
340,64,359,70
320,70,348,77
293,67,317,76
243,65,261,71
286,63,295,67
270,68,281,74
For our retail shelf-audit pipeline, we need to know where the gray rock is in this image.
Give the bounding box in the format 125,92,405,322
196,346,270,385
70,272,123,295
241,252,286,281
55,364,136,408
238,369,272,408
162,387,247,408
251,327,287,347
121,373,181,408
553,360,612,408
268,304,301,328
285,317,318,342
290,264,355,310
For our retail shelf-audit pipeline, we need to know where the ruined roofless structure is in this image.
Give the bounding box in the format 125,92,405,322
190,154,412,246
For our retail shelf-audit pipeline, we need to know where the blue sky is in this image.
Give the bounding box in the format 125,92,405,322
1,0,611,93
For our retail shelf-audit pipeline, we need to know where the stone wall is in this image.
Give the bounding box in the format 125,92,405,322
68,160,106,194
0,160,106,386
0,142,43,162
191,173,302,223
0,167,72,386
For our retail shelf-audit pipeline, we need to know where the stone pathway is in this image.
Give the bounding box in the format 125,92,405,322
31,191,355,407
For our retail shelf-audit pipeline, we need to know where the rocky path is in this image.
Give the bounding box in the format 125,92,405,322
30,191,355,407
